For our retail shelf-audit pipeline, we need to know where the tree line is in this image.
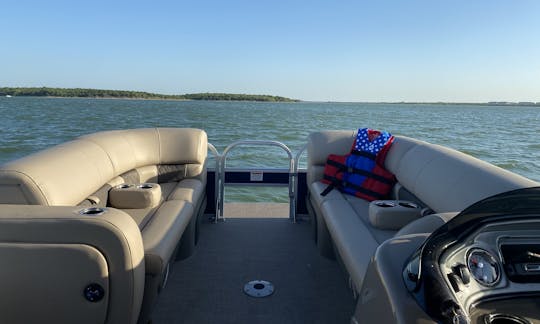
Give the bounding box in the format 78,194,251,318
0,87,299,102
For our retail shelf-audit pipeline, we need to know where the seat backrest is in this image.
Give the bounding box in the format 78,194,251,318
306,130,356,185
306,130,538,213
385,136,537,213
0,128,207,206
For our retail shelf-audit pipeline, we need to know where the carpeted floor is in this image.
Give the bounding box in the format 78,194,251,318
152,217,355,324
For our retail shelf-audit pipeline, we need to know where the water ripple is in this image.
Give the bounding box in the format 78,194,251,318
1,97,539,202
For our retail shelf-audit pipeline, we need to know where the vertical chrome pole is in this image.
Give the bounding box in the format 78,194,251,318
293,144,307,223
289,158,296,223
207,143,221,223
219,154,225,220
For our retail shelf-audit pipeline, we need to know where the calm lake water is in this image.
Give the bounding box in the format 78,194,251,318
1,97,539,202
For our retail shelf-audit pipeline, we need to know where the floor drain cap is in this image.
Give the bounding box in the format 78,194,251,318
243,280,274,298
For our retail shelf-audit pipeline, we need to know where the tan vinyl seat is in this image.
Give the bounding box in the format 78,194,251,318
306,130,538,292
0,128,208,324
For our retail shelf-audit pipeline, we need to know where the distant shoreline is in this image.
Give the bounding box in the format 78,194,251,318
315,101,540,107
1,87,539,107
4,96,540,107
24,95,191,102
0,87,300,102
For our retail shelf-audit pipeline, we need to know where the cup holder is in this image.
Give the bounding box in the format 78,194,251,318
79,207,106,216
398,202,419,209
484,314,530,324
370,200,423,230
375,201,396,208
109,183,160,208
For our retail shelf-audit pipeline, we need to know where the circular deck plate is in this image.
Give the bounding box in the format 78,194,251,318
243,280,274,298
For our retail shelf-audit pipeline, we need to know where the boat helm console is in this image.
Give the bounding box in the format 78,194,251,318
403,187,540,324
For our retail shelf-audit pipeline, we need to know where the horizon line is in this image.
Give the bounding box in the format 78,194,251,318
1,86,539,105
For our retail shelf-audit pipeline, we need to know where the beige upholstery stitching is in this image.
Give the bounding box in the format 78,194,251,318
80,137,118,176
400,144,436,194
75,141,114,192
122,131,140,168
198,131,203,165
156,128,162,164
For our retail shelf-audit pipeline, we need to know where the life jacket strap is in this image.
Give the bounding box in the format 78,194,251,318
324,159,394,185
322,175,385,200
320,184,335,197
350,150,376,160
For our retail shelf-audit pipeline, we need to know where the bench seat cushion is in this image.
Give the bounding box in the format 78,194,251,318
311,180,395,243
321,199,379,291
121,207,160,230
308,181,346,210
343,195,395,244
315,179,398,290
165,179,204,205
119,177,204,276
141,200,194,275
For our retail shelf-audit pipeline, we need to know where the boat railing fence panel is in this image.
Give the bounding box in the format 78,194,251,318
214,140,297,222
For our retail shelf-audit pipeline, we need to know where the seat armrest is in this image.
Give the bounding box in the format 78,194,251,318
109,183,162,208
0,205,145,324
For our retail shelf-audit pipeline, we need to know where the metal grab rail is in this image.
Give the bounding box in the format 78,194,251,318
293,143,307,215
219,140,296,222
207,143,221,222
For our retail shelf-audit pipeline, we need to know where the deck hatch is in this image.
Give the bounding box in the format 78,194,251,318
243,280,274,298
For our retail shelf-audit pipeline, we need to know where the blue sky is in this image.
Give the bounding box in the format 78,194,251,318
1,0,539,102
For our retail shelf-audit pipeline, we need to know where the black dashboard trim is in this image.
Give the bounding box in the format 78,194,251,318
403,186,540,324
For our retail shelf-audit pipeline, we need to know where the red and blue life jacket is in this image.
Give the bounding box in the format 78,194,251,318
321,128,396,201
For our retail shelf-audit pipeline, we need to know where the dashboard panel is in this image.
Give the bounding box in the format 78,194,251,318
403,187,540,324
439,221,540,323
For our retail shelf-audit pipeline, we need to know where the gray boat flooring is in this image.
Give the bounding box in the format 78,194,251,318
223,202,289,218
152,216,355,324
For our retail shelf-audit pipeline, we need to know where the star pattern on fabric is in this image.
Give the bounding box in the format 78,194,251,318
354,128,391,154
